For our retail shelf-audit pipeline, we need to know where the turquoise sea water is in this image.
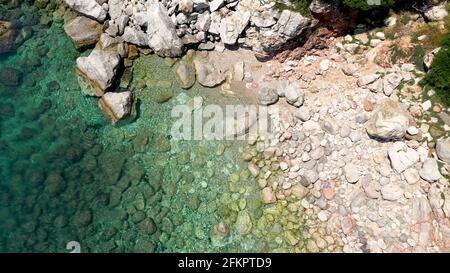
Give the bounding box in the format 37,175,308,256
0,4,315,253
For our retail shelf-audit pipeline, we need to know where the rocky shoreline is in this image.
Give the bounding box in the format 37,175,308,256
58,0,322,124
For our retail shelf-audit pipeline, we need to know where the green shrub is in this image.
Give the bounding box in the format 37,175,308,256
273,0,312,15
390,43,426,71
292,0,312,14
342,0,396,10
400,14,412,25
422,34,450,106
273,2,291,11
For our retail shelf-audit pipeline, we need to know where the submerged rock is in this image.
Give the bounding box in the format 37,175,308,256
154,91,173,103
366,99,410,141
98,91,134,124
73,208,93,228
64,16,103,50
134,240,156,253
0,21,19,54
235,210,252,235
261,187,277,204
44,172,66,196
174,60,196,89
210,221,229,247
76,49,121,96
120,67,133,89
193,58,225,87
153,134,171,152
0,67,21,87
138,218,157,235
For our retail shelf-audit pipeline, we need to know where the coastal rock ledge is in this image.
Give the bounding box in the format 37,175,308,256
63,0,314,58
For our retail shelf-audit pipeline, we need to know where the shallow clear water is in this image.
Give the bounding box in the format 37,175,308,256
0,4,314,253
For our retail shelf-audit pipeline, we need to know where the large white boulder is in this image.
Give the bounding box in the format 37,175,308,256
122,26,149,47
193,58,225,87
99,91,134,124
145,2,183,57
76,49,121,97
64,0,107,22
64,16,103,50
419,158,441,183
277,9,311,37
366,99,410,141
219,9,251,45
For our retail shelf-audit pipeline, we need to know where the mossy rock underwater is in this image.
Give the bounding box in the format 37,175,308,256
154,91,173,103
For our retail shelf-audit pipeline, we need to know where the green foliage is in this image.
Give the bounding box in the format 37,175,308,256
419,6,450,107
414,14,450,47
273,2,290,11
410,46,426,71
292,0,312,15
422,34,450,106
400,14,412,25
273,0,312,15
390,44,426,71
342,0,396,10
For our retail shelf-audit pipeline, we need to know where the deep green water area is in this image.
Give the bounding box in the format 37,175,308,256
0,3,315,253
0,5,259,253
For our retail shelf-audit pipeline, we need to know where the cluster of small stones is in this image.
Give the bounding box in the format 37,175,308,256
231,12,450,252
236,137,338,252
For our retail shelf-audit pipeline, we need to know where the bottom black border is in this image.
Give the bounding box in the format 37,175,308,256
0,253,444,272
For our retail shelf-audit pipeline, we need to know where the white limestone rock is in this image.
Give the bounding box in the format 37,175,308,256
366,99,410,141
99,91,134,124
76,49,121,96
65,0,107,22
